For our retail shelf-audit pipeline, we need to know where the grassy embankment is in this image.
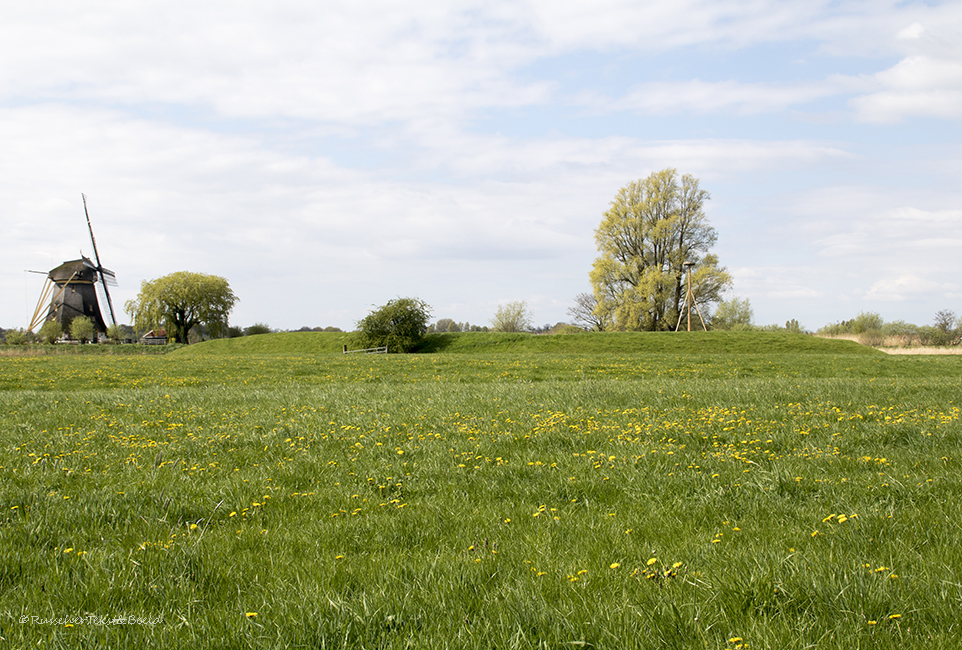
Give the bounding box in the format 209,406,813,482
1,331,960,648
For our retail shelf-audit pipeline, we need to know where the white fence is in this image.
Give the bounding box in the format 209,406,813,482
342,345,388,354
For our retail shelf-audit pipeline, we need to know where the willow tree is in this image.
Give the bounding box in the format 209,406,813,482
589,169,731,331
125,271,237,344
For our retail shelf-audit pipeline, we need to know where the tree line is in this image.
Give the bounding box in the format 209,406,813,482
4,167,957,348
817,310,961,347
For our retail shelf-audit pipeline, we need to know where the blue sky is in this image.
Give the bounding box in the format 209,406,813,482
2,1,961,333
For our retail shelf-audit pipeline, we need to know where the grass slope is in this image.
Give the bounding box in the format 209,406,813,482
178,330,876,357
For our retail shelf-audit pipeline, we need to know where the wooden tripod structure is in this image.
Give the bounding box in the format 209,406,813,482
675,261,708,332
28,270,78,332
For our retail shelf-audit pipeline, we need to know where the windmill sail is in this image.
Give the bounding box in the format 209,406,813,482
83,194,117,327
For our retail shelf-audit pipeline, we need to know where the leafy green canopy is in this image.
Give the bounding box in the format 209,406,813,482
590,168,731,331
69,315,95,343
491,300,533,333
125,271,237,344
38,320,63,344
355,297,431,353
711,296,755,331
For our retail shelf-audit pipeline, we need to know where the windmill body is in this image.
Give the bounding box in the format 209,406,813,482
41,256,111,334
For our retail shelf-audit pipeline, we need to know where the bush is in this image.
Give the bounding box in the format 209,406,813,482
710,297,754,331
5,329,28,345
106,323,125,343
39,321,63,344
355,297,431,353
551,324,586,335
69,316,95,343
851,311,884,334
244,323,272,336
857,329,885,347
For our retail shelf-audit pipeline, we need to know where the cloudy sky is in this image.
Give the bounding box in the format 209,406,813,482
3,1,961,333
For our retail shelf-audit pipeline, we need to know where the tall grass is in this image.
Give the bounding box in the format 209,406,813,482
1,349,959,648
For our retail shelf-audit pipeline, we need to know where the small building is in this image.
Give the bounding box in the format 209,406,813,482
141,329,168,345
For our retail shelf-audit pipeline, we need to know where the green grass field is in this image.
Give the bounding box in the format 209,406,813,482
1,332,960,648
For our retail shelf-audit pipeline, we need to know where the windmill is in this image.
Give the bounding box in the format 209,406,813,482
28,195,118,337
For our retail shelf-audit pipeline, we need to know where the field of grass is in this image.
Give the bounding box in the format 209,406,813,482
1,332,960,648
176,329,877,356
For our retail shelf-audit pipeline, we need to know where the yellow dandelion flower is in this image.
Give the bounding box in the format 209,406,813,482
728,638,743,644
246,612,257,618
609,563,620,569
63,548,73,554
671,562,683,569
190,523,198,530
646,558,658,566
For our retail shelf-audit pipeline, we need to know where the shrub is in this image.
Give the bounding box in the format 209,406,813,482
5,329,28,345
552,324,586,335
355,297,431,353
857,329,885,347
38,321,63,344
851,311,884,334
244,323,272,336
710,297,754,330
69,316,95,343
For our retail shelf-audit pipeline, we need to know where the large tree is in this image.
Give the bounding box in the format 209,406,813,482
125,271,237,344
589,168,731,331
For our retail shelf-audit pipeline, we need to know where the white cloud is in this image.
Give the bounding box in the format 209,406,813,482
3,1,962,332
0,99,860,329
586,79,843,116
850,56,962,123
865,275,960,302
811,203,962,259
897,22,925,40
